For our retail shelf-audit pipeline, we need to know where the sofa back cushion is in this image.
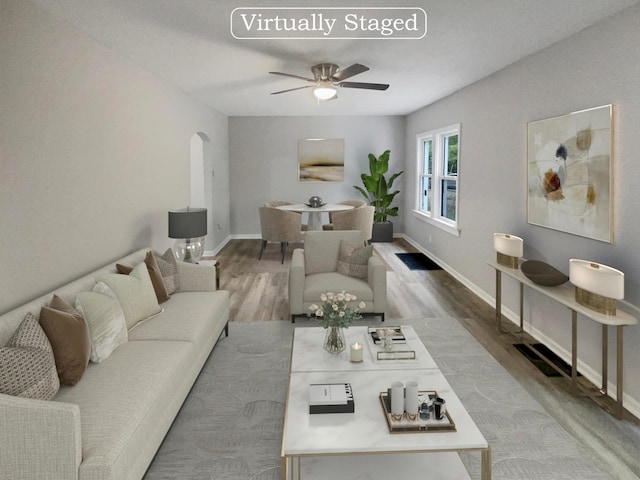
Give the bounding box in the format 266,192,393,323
304,230,366,274
0,249,148,346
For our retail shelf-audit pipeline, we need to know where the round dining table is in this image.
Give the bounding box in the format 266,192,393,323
276,203,354,231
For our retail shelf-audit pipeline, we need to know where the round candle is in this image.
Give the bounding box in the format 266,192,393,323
350,342,363,362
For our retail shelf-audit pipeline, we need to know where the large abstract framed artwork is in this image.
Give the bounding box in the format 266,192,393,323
298,138,344,182
527,105,613,242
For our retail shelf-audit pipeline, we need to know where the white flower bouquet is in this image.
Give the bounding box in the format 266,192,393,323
308,291,366,328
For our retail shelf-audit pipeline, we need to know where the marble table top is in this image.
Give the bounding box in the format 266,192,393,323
290,326,439,373
282,368,488,457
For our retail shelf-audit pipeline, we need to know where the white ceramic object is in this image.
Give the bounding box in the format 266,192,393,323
569,259,624,299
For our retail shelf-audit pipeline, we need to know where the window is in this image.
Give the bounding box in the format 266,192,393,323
415,124,460,235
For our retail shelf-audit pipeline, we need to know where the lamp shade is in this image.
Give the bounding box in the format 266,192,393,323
569,259,624,299
493,233,524,257
168,208,207,239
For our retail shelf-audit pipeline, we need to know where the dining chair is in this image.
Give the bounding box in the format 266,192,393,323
263,200,291,208
263,200,308,230
331,205,375,243
322,199,367,230
258,206,304,263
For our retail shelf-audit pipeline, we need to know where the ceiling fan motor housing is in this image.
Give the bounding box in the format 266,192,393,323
312,63,339,81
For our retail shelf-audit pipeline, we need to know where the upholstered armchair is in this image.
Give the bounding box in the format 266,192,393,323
322,199,366,230
258,206,304,264
288,230,386,322
331,205,375,243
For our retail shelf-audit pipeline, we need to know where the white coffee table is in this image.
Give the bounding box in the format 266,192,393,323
289,326,439,372
281,328,491,480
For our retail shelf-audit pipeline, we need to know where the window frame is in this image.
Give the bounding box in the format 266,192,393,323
414,123,461,236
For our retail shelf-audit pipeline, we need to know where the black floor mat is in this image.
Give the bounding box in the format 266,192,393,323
514,343,581,377
395,252,442,271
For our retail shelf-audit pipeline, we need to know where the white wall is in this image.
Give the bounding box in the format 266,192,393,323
404,3,640,414
229,116,406,235
0,0,229,313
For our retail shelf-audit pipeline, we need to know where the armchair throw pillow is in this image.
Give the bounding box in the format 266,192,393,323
0,312,60,400
39,294,91,386
336,241,373,279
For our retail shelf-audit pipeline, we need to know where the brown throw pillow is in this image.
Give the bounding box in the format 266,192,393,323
0,313,60,400
39,295,91,386
117,251,170,303
336,241,373,279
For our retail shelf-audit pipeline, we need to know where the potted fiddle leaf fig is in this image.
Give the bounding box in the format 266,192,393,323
354,149,403,242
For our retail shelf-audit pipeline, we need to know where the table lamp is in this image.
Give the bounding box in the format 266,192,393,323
569,259,624,315
168,207,207,263
493,233,523,269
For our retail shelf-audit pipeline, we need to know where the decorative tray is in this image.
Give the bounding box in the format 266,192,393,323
379,390,456,433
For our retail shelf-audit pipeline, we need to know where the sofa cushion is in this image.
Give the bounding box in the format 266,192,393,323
303,272,374,303
336,241,373,279
0,313,60,400
100,262,161,329
54,340,195,480
39,294,91,386
154,249,180,294
76,282,128,363
116,251,170,304
128,291,229,354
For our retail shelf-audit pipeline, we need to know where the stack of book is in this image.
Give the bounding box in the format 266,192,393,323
309,383,355,414
369,326,406,344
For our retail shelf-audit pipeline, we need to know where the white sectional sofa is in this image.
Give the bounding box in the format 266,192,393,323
0,248,230,480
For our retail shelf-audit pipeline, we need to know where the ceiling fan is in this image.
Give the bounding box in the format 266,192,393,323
269,63,389,101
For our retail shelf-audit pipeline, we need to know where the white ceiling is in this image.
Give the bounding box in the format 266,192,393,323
29,0,639,116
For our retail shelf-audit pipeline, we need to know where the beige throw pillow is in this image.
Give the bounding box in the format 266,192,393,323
39,294,91,386
0,313,60,400
336,241,373,279
117,251,170,303
76,282,128,363
100,262,161,329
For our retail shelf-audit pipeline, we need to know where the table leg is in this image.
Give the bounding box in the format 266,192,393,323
601,324,608,395
482,447,492,480
495,270,502,332
519,282,524,333
571,310,578,393
306,211,323,230
616,325,624,419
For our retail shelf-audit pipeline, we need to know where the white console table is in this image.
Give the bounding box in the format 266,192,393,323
488,260,637,419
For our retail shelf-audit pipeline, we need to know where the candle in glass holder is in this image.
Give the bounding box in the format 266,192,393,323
350,342,363,363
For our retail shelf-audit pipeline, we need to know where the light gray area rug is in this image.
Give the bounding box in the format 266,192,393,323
144,318,613,480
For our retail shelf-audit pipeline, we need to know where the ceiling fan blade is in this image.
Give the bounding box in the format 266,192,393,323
339,81,389,91
269,71,315,82
331,63,369,81
271,85,314,95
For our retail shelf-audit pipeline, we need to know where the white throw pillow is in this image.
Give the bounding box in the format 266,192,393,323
100,262,161,329
76,282,128,363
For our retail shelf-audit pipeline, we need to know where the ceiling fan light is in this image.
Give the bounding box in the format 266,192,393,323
313,85,337,100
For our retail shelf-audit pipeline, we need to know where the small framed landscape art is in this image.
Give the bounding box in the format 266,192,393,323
527,104,613,242
298,138,344,182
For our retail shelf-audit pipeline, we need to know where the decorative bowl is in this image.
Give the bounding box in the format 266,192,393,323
307,196,324,208
520,260,569,286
